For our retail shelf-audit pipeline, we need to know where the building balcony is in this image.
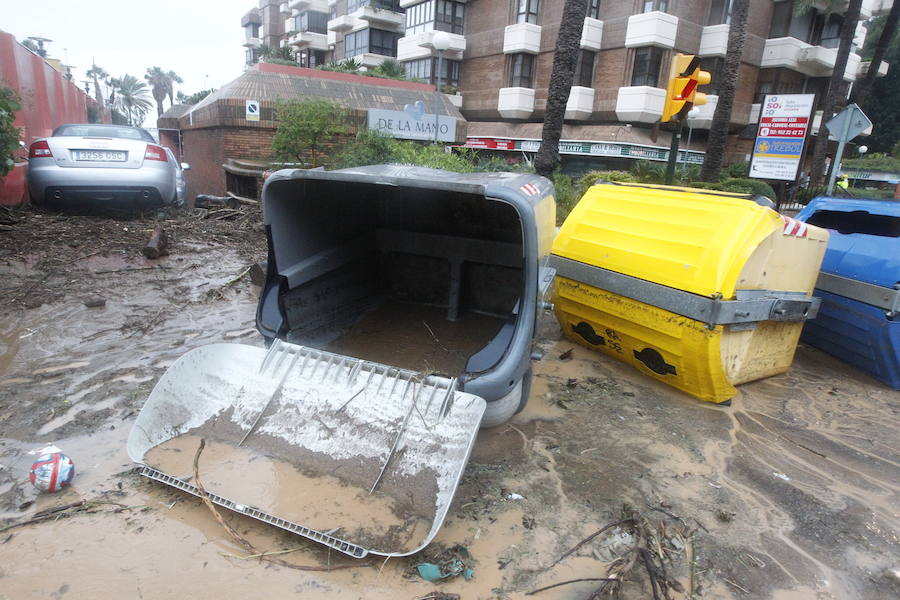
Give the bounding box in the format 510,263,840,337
243,37,262,48
762,37,863,80
625,11,678,49
858,59,890,78
498,87,535,119
565,86,594,120
290,31,329,50
686,95,718,129
354,53,391,68
446,93,463,109
291,0,328,10
327,14,355,32
503,23,542,54
397,30,466,61
615,86,666,123
328,30,337,45
280,2,291,15
699,24,729,57
798,44,838,77
355,5,405,32
581,17,603,51
748,103,761,124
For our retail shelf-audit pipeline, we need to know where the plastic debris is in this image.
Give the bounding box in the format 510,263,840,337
29,446,75,493
416,545,475,582
773,472,791,481
506,493,525,501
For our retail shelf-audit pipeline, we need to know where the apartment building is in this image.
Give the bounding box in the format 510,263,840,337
242,0,893,169
241,0,289,66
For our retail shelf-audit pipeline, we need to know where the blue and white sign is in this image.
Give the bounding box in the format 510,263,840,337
368,102,456,143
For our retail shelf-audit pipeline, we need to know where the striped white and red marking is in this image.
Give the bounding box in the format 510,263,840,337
519,183,540,197
29,452,74,493
781,215,808,238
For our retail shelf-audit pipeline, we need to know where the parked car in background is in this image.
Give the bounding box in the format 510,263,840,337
164,147,189,207
26,124,186,208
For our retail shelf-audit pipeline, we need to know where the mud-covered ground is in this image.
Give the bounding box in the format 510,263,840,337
0,205,897,600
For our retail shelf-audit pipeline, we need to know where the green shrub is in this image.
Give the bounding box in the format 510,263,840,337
719,177,776,199
0,86,21,179
272,98,349,167
632,160,666,183
552,169,579,225
330,129,475,172
720,161,750,179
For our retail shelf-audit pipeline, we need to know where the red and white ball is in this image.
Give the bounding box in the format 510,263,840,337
29,451,75,493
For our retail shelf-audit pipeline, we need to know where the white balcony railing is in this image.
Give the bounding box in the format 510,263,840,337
565,86,594,120
615,86,666,123
355,5,405,31
397,30,466,61
699,24,729,57
503,23,542,54
498,87,535,119
327,14,355,32
290,31,329,50
625,11,678,48
581,17,603,51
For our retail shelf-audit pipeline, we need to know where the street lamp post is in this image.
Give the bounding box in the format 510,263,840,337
683,107,700,177
432,31,451,144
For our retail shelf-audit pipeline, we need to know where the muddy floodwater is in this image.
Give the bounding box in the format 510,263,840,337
0,208,898,599
145,435,431,554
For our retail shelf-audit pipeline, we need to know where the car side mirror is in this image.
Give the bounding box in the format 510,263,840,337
181,162,191,170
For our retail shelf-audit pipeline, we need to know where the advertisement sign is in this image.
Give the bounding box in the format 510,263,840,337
368,102,456,143
750,94,815,181
462,138,705,165
245,100,260,122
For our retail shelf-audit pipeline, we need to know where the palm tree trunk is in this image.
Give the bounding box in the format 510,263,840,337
850,0,900,103
810,0,863,186
700,0,749,182
534,0,589,178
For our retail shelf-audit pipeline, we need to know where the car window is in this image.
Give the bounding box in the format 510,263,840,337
54,125,154,142
165,148,180,169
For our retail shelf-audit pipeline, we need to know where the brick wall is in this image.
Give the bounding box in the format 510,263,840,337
225,128,275,162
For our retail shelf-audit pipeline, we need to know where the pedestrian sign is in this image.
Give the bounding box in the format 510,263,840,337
749,94,815,181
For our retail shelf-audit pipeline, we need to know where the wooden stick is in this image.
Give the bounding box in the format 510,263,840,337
546,518,631,569
526,578,618,596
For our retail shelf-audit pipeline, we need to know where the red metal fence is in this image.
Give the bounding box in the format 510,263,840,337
0,31,91,204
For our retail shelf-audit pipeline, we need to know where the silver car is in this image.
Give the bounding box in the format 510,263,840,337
27,124,184,207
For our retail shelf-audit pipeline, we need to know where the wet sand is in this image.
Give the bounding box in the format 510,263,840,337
1,212,897,599
145,435,430,554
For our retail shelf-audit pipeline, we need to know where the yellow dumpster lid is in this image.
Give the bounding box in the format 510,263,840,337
552,182,783,298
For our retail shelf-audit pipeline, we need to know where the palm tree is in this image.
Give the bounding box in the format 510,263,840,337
534,0,589,178
113,74,152,126
808,0,863,185
700,0,750,182
165,70,183,107
86,64,108,105
851,0,900,103
144,67,169,118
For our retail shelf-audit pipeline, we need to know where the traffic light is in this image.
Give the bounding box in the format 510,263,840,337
661,54,711,122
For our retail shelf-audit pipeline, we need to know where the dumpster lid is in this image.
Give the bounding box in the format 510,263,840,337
127,341,486,558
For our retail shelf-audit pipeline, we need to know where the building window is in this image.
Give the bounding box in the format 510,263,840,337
348,0,405,12
631,46,662,87
245,48,259,64
642,0,668,13
574,50,595,88
345,28,401,57
405,0,465,35
298,49,327,68
245,23,260,40
296,11,328,34
699,57,724,94
403,57,461,88
707,0,731,25
588,0,601,19
509,53,535,88
516,0,540,25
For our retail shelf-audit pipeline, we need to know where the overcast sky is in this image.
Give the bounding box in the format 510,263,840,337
3,0,253,125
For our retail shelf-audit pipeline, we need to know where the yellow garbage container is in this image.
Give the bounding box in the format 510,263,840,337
550,183,829,403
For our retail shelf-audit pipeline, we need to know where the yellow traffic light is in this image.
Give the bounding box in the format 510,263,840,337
661,54,712,122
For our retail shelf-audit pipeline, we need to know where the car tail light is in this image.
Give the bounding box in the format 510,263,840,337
144,144,168,162
29,140,52,158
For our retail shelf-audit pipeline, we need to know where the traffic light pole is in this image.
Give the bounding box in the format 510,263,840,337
665,118,685,185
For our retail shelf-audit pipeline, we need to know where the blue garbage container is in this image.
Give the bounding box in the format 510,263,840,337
795,197,900,389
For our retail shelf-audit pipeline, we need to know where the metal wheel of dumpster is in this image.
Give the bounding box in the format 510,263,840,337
550,183,829,403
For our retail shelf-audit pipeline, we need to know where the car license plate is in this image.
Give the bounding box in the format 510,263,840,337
75,150,127,162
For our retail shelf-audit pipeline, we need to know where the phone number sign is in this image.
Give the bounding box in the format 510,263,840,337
750,94,815,181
